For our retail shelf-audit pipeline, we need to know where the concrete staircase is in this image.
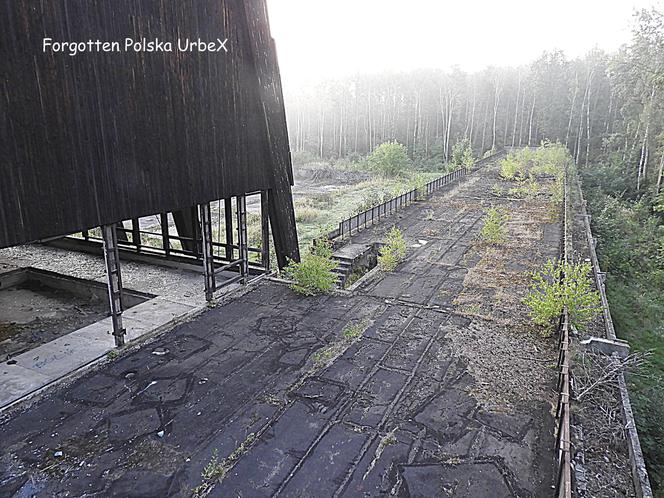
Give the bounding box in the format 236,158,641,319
331,254,354,287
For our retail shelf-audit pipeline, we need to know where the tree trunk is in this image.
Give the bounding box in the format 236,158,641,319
469,85,477,149
445,90,454,162
565,73,578,148
585,71,594,168
656,148,664,194
492,78,501,150
518,90,526,146
512,74,521,147
528,92,536,147
575,77,589,165
319,107,325,158
481,100,488,153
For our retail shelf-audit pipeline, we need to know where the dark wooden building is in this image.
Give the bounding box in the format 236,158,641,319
0,0,299,344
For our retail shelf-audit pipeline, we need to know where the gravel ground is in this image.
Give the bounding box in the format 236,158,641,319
0,245,206,307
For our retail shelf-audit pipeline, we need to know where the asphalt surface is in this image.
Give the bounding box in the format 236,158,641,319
0,162,558,497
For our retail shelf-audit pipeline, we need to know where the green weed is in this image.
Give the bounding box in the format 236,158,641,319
479,208,509,245
378,227,407,272
523,259,601,331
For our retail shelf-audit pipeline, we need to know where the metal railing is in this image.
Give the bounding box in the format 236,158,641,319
332,185,422,240
325,168,465,241
61,193,270,291
555,309,573,498
326,150,505,242
554,164,573,498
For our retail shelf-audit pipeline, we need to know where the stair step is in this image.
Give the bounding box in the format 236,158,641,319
332,256,353,263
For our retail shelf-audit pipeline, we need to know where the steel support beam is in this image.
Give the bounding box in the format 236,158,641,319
101,224,126,347
199,203,216,301
115,221,129,243
131,218,141,251
160,213,171,256
236,195,249,283
173,206,201,255
261,190,270,273
224,198,234,261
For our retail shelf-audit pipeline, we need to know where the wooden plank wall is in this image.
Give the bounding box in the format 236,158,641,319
0,0,294,252
243,0,300,266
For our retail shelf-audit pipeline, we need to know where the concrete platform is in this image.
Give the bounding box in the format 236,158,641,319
0,296,200,411
0,160,559,497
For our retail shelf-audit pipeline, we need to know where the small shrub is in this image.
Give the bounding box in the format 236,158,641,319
479,207,509,245
550,176,564,206
378,227,407,272
451,138,474,169
283,242,337,296
366,141,411,177
410,174,428,200
491,184,504,197
246,213,262,247
508,177,539,199
524,259,601,331
354,191,384,215
499,155,522,180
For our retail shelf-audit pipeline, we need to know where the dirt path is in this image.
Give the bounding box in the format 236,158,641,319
0,161,559,497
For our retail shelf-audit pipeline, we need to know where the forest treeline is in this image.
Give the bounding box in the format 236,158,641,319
285,7,664,492
285,8,664,198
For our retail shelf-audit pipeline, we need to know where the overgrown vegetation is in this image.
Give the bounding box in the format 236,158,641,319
499,143,566,182
479,207,509,245
313,321,369,367
285,7,664,486
523,259,601,332
343,322,367,341
451,138,474,169
283,242,337,296
106,349,120,361
193,434,256,497
583,166,664,489
365,141,411,177
377,227,407,272
293,171,442,250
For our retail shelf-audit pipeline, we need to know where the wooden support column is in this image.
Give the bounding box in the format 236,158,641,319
261,190,270,273
199,203,216,301
101,224,126,347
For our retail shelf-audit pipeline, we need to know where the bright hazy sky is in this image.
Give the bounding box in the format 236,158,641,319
267,0,662,87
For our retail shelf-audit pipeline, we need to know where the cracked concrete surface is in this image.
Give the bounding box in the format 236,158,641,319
0,161,558,497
